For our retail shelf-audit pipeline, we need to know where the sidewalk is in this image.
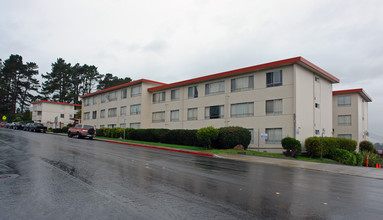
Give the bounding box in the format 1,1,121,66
53,133,383,180
216,153,383,180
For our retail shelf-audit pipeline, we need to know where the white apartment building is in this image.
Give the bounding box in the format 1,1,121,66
80,57,340,152
332,89,372,147
31,100,81,128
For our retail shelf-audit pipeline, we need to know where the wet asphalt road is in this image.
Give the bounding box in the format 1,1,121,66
1,129,383,219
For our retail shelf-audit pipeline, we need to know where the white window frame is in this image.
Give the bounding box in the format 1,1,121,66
131,85,142,97
205,105,224,119
130,122,141,129
188,86,198,98
266,70,283,87
230,102,254,117
100,109,105,118
231,75,254,92
338,96,351,107
265,128,282,144
338,134,352,139
92,111,97,119
205,81,225,96
152,111,165,123
153,92,166,103
187,108,198,121
170,110,180,122
120,106,127,116
108,108,117,118
121,88,127,99
92,96,97,105
266,99,283,115
171,89,180,101
338,115,352,126
130,104,141,115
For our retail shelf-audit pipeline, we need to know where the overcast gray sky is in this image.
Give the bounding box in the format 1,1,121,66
1,0,383,141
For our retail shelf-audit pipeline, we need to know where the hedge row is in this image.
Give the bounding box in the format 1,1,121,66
328,148,363,166
304,137,357,158
95,126,251,149
52,126,69,133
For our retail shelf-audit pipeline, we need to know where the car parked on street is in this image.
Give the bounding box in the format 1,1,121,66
68,124,95,139
0,122,5,127
13,122,25,130
24,123,33,131
30,123,47,133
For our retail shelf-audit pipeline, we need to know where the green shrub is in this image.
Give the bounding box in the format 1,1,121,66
162,129,200,147
103,128,111,137
61,126,69,133
360,151,383,167
328,148,355,165
281,137,302,156
196,126,219,149
353,152,363,166
305,137,357,158
52,128,62,133
123,128,135,139
96,127,105,137
359,140,376,153
214,127,251,149
129,129,170,142
110,127,124,138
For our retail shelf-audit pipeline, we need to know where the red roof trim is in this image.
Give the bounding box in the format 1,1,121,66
148,56,339,92
333,88,372,102
31,100,82,107
80,79,166,98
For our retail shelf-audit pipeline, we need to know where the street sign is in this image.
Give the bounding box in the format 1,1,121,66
2,115,6,121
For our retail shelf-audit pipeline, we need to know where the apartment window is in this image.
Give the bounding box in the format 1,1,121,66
266,99,283,115
338,96,351,106
37,111,42,116
108,124,116,128
108,108,117,117
84,98,90,106
315,130,320,135
265,128,282,144
130,104,141,115
92,96,97,105
315,103,320,109
108,91,117,101
248,129,254,144
187,108,198,121
130,123,141,129
152,111,165,123
205,105,224,119
338,115,352,126
100,125,105,128
120,106,127,116
84,112,90,120
315,76,320,82
100,109,105,118
131,85,142,97
338,134,352,140
171,89,180,101
121,89,127,99
188,86,198,98
92,111,97,119
60,114,65,118
153,92,166,103
231,75,254,92
205,81,225,95
101,94,107,103
231,102,254,117
266,70,282,87
170,110,180,121
120,123,126,128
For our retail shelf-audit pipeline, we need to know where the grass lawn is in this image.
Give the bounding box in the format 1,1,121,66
95,136,337,164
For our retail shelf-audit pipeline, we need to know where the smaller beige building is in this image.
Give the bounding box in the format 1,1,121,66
332,89,372,148
31,100,81,128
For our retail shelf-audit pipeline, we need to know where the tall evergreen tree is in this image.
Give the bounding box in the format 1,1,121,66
41,58,72,103
0,55,40,115
97,73,132,90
